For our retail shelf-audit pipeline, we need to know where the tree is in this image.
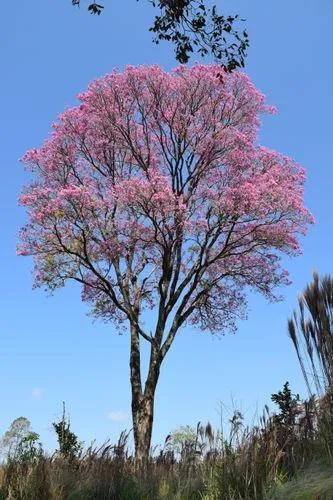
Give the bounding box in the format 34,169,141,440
288,272,333,395
71,0,249,69
53,403,82,461
19,64,312,462
1,417,31,457
271,382,307,475
271,382,301,428
165,422,216,462
0,417,43,463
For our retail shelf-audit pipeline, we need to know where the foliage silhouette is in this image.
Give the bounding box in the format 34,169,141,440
71,0,249,69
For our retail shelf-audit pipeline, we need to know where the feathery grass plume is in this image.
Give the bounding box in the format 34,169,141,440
288,272,333,396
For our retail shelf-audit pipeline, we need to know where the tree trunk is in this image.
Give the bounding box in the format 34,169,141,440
132,392,154,464
129,322,161,464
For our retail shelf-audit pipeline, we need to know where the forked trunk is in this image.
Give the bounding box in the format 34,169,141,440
129,322,160,464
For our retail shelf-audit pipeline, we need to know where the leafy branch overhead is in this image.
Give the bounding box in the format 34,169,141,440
71,0,249,69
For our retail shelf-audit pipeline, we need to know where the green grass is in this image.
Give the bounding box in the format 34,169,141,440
267,464,333,500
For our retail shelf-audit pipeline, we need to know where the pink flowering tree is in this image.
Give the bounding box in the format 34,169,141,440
19,65,312,462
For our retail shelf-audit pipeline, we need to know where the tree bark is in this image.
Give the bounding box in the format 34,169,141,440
132,392,155,464
130,322,161,464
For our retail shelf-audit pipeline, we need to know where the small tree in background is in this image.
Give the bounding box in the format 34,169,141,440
288,272,333,395
271,382,301,430
0,417,43,464
167,424,199,461
53,403,82,461
165,422,216,462
1,417,31,458
19,64,312,462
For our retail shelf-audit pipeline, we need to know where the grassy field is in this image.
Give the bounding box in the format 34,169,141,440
1,385,333,499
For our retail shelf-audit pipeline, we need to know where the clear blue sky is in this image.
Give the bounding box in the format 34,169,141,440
1,0,332,452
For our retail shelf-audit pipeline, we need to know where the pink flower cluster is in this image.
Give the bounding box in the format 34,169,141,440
19,64,313,333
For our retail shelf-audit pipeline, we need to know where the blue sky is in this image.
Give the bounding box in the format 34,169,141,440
1,0,332,452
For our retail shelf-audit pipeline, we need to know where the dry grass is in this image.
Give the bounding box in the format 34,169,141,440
1,391,333,500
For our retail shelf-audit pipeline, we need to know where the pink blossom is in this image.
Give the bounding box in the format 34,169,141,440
19,64,313,334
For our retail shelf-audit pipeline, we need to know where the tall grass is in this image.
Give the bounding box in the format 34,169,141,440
2,387,333,499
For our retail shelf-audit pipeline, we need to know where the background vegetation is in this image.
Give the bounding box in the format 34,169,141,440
2,273,333,498
1,383,333,498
